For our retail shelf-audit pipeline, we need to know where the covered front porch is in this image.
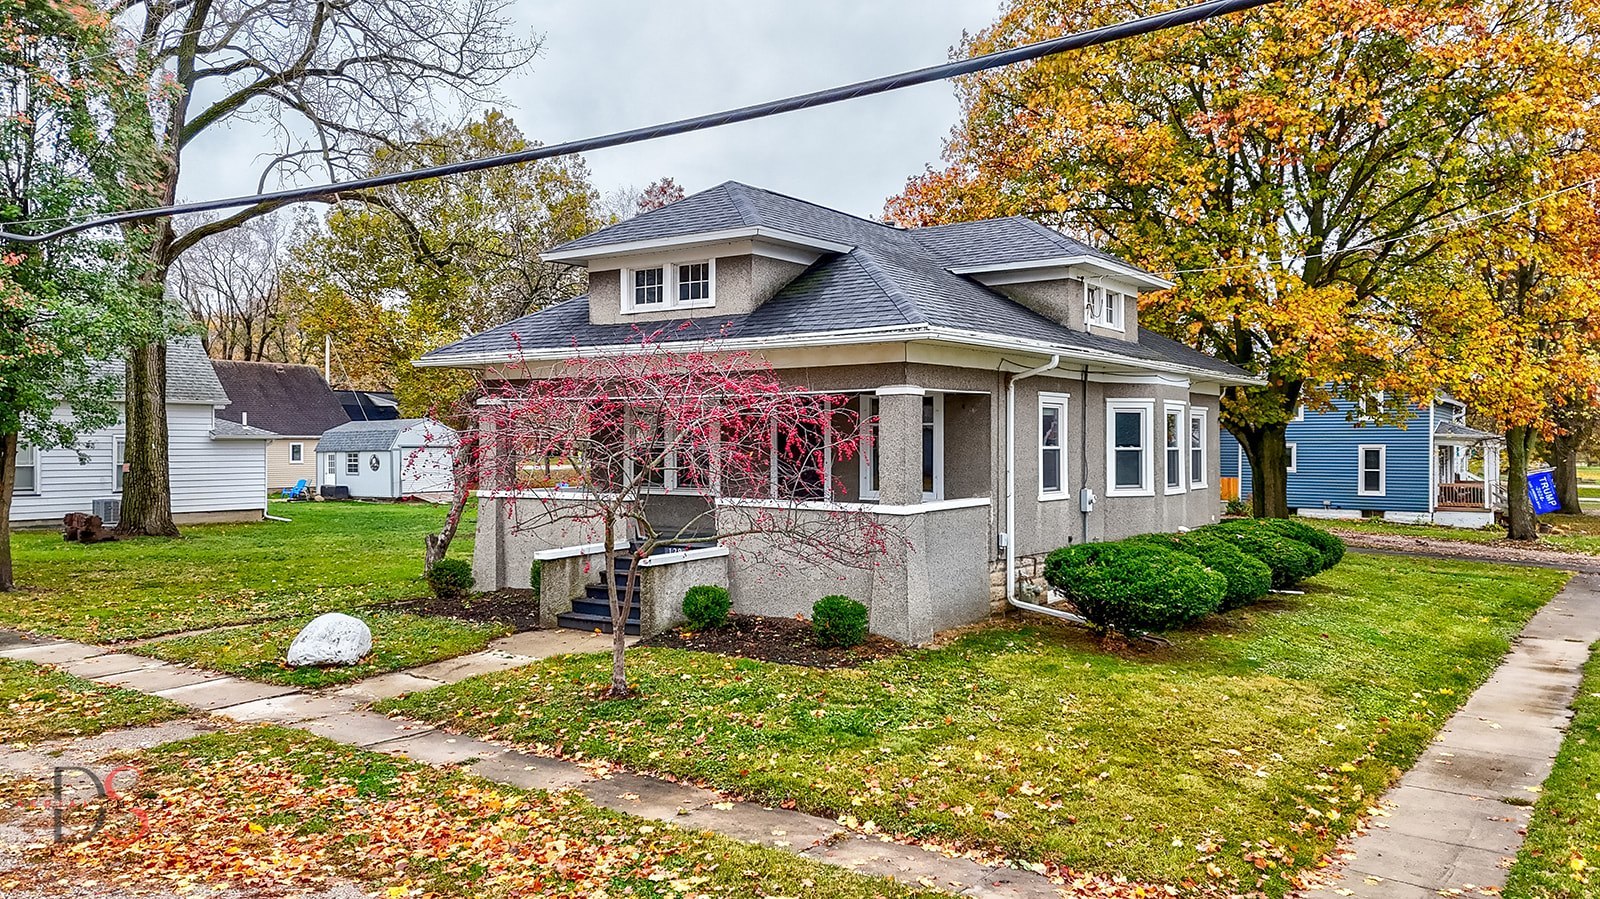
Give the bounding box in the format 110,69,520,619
1434,422,1503,527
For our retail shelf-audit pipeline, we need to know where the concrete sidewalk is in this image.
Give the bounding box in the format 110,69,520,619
1311,573,1600,897
0,628,1064,898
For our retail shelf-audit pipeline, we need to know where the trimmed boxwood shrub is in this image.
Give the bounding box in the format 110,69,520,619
682,585,732,630
1129,532,1274,610
1253,519,1346,571
813,595,869,648
1043,543,1225,637
426,558,475,600
1198,524,1321,588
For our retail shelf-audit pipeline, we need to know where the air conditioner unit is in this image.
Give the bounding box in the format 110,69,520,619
92,497,121,526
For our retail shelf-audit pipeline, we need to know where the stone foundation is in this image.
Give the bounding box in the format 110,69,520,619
988,552,1051,615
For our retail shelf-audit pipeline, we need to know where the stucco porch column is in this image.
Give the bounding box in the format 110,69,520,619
874,385,925,505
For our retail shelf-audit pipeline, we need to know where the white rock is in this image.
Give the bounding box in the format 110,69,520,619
286,613,373,667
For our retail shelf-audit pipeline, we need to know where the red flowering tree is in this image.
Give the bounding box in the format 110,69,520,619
427,335,899,697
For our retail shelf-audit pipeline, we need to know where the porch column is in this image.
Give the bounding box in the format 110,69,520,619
472,408,509,590
875,384,925,506
1485,443,1500,510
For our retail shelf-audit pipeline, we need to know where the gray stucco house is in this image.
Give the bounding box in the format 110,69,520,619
420,182,1256,644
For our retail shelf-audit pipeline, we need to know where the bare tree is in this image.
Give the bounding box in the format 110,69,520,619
110,0,538,536
169,213,313,363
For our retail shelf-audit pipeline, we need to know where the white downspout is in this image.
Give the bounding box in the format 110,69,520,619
1005,354,1060,607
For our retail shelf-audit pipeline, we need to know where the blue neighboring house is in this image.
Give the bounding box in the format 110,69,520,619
1220,394,1504,528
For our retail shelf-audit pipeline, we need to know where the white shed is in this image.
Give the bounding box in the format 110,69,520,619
313,418,456,499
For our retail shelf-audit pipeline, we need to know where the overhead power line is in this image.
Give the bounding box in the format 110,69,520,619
0,0,1277,245
1156,177,1600,276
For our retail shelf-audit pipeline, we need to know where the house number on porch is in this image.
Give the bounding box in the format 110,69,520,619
369,455,381,471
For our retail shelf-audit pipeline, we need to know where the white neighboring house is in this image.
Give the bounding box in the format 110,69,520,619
313,418,457,500
10,338,274,526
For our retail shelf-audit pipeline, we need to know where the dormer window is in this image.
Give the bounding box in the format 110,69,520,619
1085,283,1128,330
623,260,716,313
633,267,666,306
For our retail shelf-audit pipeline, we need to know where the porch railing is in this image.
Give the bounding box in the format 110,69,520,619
1437,481,1486,509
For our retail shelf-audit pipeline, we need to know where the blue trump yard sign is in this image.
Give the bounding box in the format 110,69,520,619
1528,470,1560,515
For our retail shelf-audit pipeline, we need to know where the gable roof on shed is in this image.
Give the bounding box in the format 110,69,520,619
212,361,350,437
315,418,449,454
421,183,1249,383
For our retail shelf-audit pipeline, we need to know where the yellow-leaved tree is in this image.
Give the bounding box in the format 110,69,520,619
888,0,1600,518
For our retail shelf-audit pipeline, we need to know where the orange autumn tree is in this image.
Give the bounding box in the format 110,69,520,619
888,0,1597,516
1411,151,1600,540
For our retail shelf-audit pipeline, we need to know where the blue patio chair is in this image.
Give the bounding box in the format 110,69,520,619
281,478,308,500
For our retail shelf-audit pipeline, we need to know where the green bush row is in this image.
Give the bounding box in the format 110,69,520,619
676,587,871,650
1043,519,1344,638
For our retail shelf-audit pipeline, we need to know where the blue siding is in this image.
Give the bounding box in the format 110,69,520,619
1222,399,1433,513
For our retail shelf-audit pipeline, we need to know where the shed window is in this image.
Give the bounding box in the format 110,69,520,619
15,444,36,493
1039,393,1068,497
1358,444,1386,496
1106,400,1153,495
346,452,360,475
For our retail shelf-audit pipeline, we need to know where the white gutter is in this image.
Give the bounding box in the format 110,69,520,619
1005,354,1060,609
416,324,1264,387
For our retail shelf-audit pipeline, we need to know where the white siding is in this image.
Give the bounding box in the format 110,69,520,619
318,449,400,499
12,402,267,524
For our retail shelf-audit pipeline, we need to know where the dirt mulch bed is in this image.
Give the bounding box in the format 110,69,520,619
1333,531,1600,573
391,589,541,631
640,613,907,669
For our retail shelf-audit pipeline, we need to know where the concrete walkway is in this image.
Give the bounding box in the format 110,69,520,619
0,629,1062,898
1311,573,1600,897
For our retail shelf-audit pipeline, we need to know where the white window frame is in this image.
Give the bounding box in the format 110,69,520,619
345,452,360,475
621,258,717,314
1163,401,1186,495
1286,442,1298,473
1357,444,1387,496
1188,406,1208,488
112,436,126,493
1294,404,1306,422
15,443,38,495
1105,399,1155,497
289,442,304,464
1084,280,1129,332
859,392,943,502
1038,391,1070,500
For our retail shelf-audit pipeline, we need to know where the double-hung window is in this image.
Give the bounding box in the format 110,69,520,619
1164,402,1186,494
1358,444,1387,496
1105,400,1154,496
15,444,37,493
1085,283,1128,330
1039,392,1069,499
345,452,360,475
113,437,126,493
624,260,715,313
1188,407,1207,488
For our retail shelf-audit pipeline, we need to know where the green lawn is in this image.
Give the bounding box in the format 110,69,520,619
1505,645,1600,899
0,658,187,744
384,554,1567,896
0,726,934,899
1310,514,1600,556
5,500,472,642
134,611,510,687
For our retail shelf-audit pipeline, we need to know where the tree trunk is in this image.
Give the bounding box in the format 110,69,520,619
1504,425,1539,541
0,432,16,591
603,515,631,698
1550,431,1584,514
1238,424,1291,518
117,340,179,537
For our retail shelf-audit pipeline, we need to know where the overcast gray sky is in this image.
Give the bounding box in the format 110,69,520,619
178,0,1001,221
